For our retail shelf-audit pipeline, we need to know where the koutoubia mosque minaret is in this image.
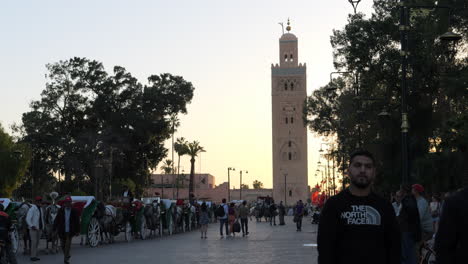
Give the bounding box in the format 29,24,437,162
271,20,308,206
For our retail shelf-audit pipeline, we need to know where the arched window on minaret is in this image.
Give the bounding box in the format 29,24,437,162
290,82,294,90
284,83,288,90
290,54,294,61
284,54,288,62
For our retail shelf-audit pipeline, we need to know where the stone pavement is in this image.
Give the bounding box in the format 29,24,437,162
16,216,318,264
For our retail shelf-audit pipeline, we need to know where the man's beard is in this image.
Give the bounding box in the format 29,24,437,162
350,175,371,189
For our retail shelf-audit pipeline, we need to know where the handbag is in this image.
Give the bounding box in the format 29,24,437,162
293,215,299,223
233,220,241,233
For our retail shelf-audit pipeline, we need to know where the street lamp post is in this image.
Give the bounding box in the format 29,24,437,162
239,170,248,200
227,167,235,201
399,0,461,185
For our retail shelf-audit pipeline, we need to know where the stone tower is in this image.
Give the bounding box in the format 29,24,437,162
271,22,308,206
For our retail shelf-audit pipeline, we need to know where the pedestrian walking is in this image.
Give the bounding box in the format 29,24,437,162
0,204,18,264
199,202,209,239
238,200,249,237
293,200,304,231
216,198,229,238
228,203,236,236
434,187,468,264
26,196,45,262
54,196,80,264
269,201,277,226
278,201,286,225
412,184,433,241
429,194,441,234
398,185,421,264
392,190,403,216
317,150,401,264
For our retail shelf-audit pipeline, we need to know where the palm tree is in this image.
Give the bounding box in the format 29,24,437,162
186,141,206,203
160,159,173,198
170,114,180,198
174,137,188,198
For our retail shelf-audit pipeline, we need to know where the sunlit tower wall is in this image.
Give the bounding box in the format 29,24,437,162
271,26,308,206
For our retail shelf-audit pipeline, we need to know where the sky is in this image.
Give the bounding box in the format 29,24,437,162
0,0,374,189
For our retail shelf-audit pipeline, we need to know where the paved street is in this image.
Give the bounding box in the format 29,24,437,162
17,216,318,264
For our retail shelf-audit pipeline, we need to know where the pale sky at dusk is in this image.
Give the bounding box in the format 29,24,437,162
0,0,374,188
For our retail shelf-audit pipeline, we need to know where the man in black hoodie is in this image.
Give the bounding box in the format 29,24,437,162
317,150,401,264
434,187,468,264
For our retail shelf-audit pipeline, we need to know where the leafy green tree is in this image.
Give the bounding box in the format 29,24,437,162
241,183,249,189
304,0,468,192
186,141,205,203
252,180,263,189
0,125,30,197
20,57,195,197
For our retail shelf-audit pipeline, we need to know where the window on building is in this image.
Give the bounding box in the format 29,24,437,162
288,152,292,160
289,190,292,197
288,141,291,147
291,117,294,124
290,54,294,61
285,117,288,124
290,83,294,90
284,54,288,61
284,83,288,90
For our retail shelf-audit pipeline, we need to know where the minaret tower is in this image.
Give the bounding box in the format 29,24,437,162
271,20,308,206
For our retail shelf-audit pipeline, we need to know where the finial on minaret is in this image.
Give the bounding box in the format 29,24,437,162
286,18,291,32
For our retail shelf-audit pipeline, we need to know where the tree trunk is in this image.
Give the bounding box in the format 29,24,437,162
189,157,195,203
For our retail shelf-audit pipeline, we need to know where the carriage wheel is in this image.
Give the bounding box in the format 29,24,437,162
140,217,147,240
10,226,19,255
124,221,133,242
87,217,100,247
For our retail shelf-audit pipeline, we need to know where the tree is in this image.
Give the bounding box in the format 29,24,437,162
252,180,264,189
20,57,195,196
186,141,205,203
241,183,249,189
174,137,188,177
0,125,30,197
160,159,174,174
303,0,468,192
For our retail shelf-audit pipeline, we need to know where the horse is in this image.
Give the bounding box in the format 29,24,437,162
15,202,31,255
143,201,161,238
44,203,60,254
96,202,117,244
254,203,264,222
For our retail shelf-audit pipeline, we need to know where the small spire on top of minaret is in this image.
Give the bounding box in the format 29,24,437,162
286,18,291,32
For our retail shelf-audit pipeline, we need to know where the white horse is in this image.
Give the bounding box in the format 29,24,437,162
44,204,60,254
96,203,117,244
15,201,31,255
144,201,161,238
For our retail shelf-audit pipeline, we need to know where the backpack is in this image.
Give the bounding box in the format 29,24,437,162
215,205,225,217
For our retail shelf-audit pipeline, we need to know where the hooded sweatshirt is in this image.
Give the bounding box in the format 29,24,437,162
317,189,401,264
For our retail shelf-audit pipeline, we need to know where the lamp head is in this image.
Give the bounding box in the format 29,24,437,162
439,31,462,43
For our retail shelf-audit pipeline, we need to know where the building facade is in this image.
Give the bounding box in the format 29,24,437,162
271,23,308,206
145,173,272,203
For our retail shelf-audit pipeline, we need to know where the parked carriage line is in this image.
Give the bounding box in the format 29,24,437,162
0,195,211,256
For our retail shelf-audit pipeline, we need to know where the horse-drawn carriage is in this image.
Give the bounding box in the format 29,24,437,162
141,197,162,238
0,198,20,255
98,198,148,243
57,196,101,247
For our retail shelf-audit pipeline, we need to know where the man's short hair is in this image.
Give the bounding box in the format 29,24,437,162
222,198,226,203
349,149,375,166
